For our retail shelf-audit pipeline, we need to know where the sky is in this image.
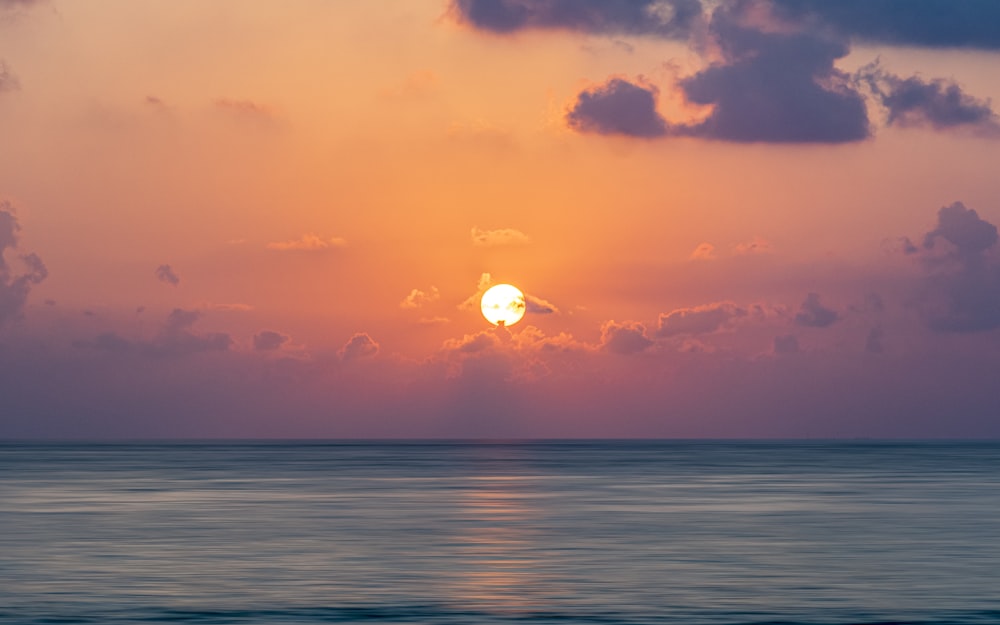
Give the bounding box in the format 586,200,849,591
1,0,1000,438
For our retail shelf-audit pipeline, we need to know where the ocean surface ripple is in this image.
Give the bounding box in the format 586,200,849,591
1,441,998,625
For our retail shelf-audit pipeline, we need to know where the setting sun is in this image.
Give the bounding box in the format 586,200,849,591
480,284,526,327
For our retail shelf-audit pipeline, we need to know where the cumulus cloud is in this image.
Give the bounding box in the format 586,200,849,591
566,78,667,138
471,226,531,247
674,4,869,143
773,334,799,354
266,234,347,251
0,61,19,93
400,286,440,309
923,201,998,263
657,301,747,337
600,320,654,354
794,293,840,328
859,64,999,134
770,0,1000,49
449,0,703,38
253,330,289,351
910,202,1000,333
340,333,379,362
0,202,47,328
154,264,180,286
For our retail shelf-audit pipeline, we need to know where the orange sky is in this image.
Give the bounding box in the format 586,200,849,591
2,0,1000,437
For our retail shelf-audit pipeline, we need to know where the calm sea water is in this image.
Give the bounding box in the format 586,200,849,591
1,441,999,624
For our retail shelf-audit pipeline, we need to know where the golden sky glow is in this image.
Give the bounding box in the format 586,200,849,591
2,1,1000,437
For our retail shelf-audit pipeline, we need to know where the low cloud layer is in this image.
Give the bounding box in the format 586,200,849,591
253,330,289,351
657,302,747,337
794,293,840,328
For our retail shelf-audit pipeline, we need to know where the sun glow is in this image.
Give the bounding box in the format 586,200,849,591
480,284,526,327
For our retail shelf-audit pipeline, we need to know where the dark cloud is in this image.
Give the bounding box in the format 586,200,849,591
773,334,799,354
0,61,19,93
600,320,653,354
450,0,702,38
912,202,1000,333
770,0,1000,49
674,6,869,143
154,264,180,286
859,64,998,133
923,201,998,263
253,330,289,352
794,292,840,328
0,202,47,327
340,333,379,362
657,301,747,337
566,78,667,138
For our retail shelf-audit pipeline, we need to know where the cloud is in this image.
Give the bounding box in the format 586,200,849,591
253,330,290,352
339,333,379,362
734,236,773,255
773,334,799,354
923,201,998,262
449,0,703,38
566,78,668,138
78,309,232,357
266,234,347,251
0,61,19,93
794,292,840,328
157,309,232,355
470,226,531,247
673,4,869,143
400,286,440,309
600,319,654,354
526,294,557,314
0,202,47,328
657,301,747,337
214,98,277,121
689,242,716,260
859,64,999,134
910,202,1000,333
442,330,501,355
770,0,1000,49
459,272,494,310
154,264,180,286
418,316,451,326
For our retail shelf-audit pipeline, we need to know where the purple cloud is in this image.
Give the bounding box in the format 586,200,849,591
566,78,667,138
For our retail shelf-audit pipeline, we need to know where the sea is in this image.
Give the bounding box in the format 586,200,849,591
1,441,999,625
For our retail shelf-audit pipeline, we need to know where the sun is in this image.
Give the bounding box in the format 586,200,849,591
481,284,526,327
